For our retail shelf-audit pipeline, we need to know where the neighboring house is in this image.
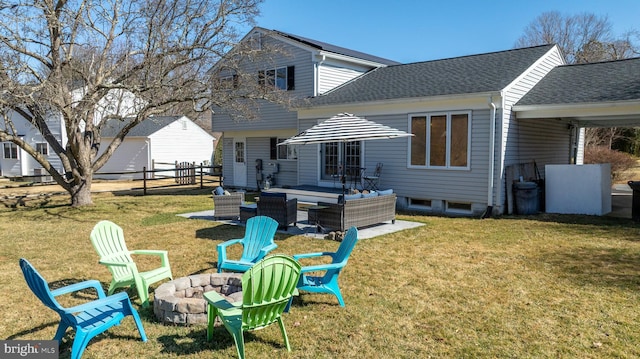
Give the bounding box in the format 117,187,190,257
0,88,144,181
211,27,399,190
97,116,215,180
214,29,640,217
0,110,66,180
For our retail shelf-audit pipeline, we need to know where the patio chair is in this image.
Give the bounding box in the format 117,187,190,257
19,258,147,359
212,190,244,220
205,254,302,359
90,220,173,307
362,162,383,191
291,226,359,307
256,192,297,230
217,215,278,273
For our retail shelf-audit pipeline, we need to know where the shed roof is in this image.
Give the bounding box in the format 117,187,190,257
100,116,182,137
306,44,556,107
516,57,640,106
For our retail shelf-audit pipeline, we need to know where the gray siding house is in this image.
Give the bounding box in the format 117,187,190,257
211,27,399,190
299,44,568,216
214,28,640,217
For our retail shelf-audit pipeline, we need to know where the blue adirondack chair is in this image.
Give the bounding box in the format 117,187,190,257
217,216,278,273
206,254,302,359
19,258,147,359
292,226,359,307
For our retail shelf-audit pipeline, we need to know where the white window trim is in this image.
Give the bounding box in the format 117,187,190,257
408,111,472,170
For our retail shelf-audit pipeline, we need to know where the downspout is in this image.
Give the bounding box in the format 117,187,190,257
482,97,497,219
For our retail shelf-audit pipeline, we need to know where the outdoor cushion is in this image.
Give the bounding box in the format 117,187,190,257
361,191,378,198
378,189,393,196
214,186,225,196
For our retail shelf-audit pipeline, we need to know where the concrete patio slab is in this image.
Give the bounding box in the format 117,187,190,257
178,209,424,239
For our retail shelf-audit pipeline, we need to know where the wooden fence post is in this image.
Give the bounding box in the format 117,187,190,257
143,166,147,195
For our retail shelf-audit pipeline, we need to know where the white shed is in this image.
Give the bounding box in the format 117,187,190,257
97,116,215,180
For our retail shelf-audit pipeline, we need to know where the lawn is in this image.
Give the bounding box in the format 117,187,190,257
2,189,640,358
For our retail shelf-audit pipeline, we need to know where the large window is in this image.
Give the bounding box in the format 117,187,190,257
3,143,18,159
409,112,470,169
258,66,295,91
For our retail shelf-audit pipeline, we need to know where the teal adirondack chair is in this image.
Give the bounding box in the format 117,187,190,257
19,258,147,359
90,220,173,307
217,216,278,273
205,254,302,359
292,226,359,307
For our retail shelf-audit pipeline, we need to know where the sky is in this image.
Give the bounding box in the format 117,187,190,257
251,0,640,64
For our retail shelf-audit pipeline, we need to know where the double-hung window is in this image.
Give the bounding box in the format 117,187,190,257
258,66,295,91
3,143,18,159
409,111,471,169
36,142,48,155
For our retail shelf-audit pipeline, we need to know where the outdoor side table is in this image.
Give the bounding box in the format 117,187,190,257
239,204,258,222
307,205,329,233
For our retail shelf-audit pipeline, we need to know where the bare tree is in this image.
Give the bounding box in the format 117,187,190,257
0,0,284,206
516,11,639,151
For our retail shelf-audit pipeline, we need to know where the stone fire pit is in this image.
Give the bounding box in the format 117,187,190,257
153,273,243,325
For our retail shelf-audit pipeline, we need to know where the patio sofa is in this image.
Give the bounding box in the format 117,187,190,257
315,190,396,232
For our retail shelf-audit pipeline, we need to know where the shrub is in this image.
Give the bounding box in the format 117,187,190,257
584,146,637,182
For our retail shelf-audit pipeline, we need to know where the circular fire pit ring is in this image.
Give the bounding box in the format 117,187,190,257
153,273,242,325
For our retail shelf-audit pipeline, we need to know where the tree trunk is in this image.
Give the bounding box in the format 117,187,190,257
70,176,93,207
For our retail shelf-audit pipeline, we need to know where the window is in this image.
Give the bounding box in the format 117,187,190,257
270,138,297,160
36,143,48,155
409,112,470,169
258,66,295,90
234,142,245,163
3,143,18,159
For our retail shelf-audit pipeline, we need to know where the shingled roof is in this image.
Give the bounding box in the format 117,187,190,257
516,57,640,106
100,116,181,137
307,44,556,107
271,29,400,66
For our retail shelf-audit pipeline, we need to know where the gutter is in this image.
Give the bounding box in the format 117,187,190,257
482,97,497,219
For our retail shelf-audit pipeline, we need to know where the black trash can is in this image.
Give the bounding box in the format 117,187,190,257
514,181,540,215
627,181,640,221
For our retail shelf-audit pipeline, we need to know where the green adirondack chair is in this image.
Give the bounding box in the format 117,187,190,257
292,226,359,307
205,254,302,359
90,220,173,307
217,216,278,273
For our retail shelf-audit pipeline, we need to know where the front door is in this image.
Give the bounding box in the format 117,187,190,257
233,138,247,187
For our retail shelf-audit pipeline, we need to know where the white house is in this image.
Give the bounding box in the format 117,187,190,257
97,115,215,180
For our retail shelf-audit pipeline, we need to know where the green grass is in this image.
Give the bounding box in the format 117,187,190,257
2,190,640,358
